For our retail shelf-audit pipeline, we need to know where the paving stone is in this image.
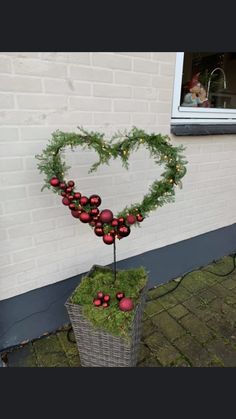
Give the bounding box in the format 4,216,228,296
179,313,215,344
144,331,182,366
7,344,38,367
197,288,217,304
210,283,234,300
174,335,215,367
182,295,203,310
170,357,191,367
137,356,162,367
68,355,81,367
137,342,152,364
33,334,70,367
221,277,236,290
144,300,164,317
181,271,208,293
140,319,157,339
203,256,234,278
151,311,186,342
207,339,236,367
158,293,179,310
168,304,189,320
170,285,192,303
148,281,176,300
206,317,235,341
57,330,79,358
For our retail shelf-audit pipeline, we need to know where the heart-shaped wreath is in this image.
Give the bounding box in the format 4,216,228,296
36,127,187,245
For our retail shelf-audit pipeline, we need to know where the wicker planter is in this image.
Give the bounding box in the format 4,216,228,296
65,265,148,367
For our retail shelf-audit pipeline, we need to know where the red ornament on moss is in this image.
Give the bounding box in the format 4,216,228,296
103,234,115,245
116,292,125,301
119,297,134,312
79,212,91,223
89,194,102,207
93,298,102,307
102,302,109,308
99,209,113,224
50,177,60,187
126,214,136,225
103,295,110,302
97,291,104,299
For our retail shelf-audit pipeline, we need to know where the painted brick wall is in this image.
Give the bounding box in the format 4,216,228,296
1,52,236,300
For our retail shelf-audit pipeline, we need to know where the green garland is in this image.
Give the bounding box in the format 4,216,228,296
36,126,187,224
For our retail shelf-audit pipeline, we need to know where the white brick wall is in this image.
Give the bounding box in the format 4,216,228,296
0,52,236,300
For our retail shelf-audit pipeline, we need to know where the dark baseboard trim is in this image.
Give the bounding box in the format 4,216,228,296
1,222,236,351
171,124,236,136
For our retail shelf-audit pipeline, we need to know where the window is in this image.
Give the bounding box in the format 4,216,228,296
171,53,236,133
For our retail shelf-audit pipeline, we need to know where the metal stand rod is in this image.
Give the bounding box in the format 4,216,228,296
113,239,117,283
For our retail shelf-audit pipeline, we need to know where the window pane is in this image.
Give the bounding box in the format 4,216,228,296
180,53,236,110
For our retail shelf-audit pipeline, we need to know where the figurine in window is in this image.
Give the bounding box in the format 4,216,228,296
198,84,210,107
181,73,201,107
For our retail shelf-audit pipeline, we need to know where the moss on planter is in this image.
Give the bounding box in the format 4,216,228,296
70,266,148,339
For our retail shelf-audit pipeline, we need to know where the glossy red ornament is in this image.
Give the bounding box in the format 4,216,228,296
59,182,66,189
103,295,110,303
66,187,73,193
118,217,125,224
80,196,89,206
99,209,113,224
62,197,70,206
89,194,101,207
136,214,144,222
68,195,74,200
92,216,99,222
119,297,134,312
79,212,91,223
71,210,81,218
69,203,76,210
116,292,125,301
126,214,136,225
109,229,116,236
95,221,102,228
103,234,115,245
90,208,99,217
93,298,102,307
68,180,75,187
97,291,104,299
102,302,109,308
118,225,130,237
50,177,60,187
94,227,104,237
73,192,81,200
111,218,119,227
61,191,67,197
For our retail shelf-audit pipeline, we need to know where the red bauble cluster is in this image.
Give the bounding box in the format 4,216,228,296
93,291,110,308
51,177,144,244
119,297,134,312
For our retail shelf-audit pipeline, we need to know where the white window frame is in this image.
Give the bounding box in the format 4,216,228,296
171,52,236,124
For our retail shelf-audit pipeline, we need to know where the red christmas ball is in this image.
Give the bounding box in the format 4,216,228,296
68,180,75,187
99,209,113,224
68,195,74,200
136,214,144,222
90,221,96,227
80,196,89,206
103,234,115,245
118,217,125,224
62,197,70,206
93,298,102,307
102,302,109,308
119,297,134,312
111,218,119,227
94,227,104,237
69,203,76,210
103,295,110,303
92,216,99,222
66,187,73,193
74,192,81,200
126,214,136,225
90,208,99,217
95,221,102,228
109,229,116,236
118,225,130,237
116,292,125,301
50,177,60,187
61,191,67,197
89,194,102,207
97,291,104,299
79,212,91,223
71,210,81,218
59,182,66,190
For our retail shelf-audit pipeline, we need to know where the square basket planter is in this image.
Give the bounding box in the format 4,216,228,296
65,265,148,367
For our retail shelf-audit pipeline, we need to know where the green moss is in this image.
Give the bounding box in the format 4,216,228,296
70,266,148,340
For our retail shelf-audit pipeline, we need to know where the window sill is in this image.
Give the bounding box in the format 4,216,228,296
171,123,236,136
